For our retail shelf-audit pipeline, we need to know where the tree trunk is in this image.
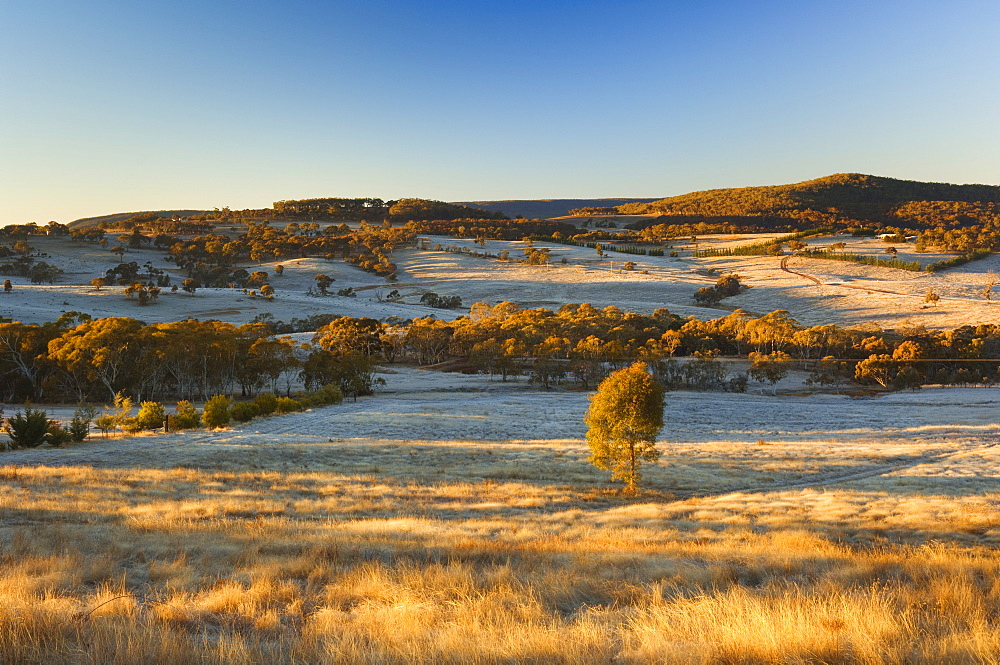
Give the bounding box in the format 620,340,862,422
628,444,637,494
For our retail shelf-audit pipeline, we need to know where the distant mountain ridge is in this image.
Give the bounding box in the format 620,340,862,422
455,198,660,220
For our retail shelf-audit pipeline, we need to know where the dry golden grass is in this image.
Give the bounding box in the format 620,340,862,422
1,434,999,663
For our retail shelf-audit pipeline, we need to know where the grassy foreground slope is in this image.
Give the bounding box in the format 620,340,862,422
2,379,1000,664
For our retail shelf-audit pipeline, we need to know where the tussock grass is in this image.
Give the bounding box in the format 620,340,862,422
1,435,999,663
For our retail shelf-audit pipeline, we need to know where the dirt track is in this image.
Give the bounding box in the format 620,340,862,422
780,255,930,299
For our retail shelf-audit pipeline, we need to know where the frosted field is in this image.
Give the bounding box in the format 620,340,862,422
7,368,1000,500
7,233,1000,330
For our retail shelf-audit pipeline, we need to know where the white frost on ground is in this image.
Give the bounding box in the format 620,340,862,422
5,233,1000,329
6,367,999,456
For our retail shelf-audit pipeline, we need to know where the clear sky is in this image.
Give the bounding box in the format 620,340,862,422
3,0,999,225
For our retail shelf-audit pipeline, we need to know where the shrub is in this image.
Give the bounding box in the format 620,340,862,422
6,408,50,449
252,393,278,416
202,395,232,428
171,401,201,430
45,422,72,447
111,393,134,431
308,384,344,407
120,416,142,434
275,397,303,414
68,417,90,442
694,286,723,304
420,292,463,309
69,405,97,442
136,401,166,431
93,413,117,437
230,401,258,423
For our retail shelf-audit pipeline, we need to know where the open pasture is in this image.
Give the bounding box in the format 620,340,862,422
5,233,1000,331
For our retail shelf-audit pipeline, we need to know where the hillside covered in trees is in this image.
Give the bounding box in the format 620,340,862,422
68,199,508,230
456,198,660,220
67,210,210,229
617,173,1000,232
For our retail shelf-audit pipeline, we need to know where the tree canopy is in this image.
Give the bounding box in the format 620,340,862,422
584,362,666,494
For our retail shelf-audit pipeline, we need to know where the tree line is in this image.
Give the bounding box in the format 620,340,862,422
3,303,1000,404
251,304,1000,391
0,314,380,403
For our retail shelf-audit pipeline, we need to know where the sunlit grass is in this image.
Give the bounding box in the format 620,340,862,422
1,435,999,663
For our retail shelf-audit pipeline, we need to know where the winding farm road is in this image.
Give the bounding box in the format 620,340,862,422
779,255,924,298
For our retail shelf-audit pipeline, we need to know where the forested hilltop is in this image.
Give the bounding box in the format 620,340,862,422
611,173,1000,231
456,198,659,220
68,199,506,230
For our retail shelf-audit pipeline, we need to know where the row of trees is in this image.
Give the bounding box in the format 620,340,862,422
5,302,1000,404
0,222,69,238
411,218,578,240
0,315,380,403
269,303,1000,391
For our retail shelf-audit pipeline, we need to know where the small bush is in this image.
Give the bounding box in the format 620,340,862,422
694,286,723,304
202,395,232,428
68,417,90,442
308,384,344,407
6,408,50,449
230,401,258,423
111,393,135,431
171,401,202,430
275,397,303,414
252,393,278,416
120,416,142,434
93,413,117,437
68,406,97,442
136,401,166,431
45,422,72,447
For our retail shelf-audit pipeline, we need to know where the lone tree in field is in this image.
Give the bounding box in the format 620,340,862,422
584,362,665,495
315,274,334,295
748,351,791,395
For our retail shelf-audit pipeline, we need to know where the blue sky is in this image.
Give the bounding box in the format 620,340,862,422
3,0,999,224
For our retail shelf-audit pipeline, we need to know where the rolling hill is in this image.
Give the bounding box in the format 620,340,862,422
68,210,209,229
617,173,1000,226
